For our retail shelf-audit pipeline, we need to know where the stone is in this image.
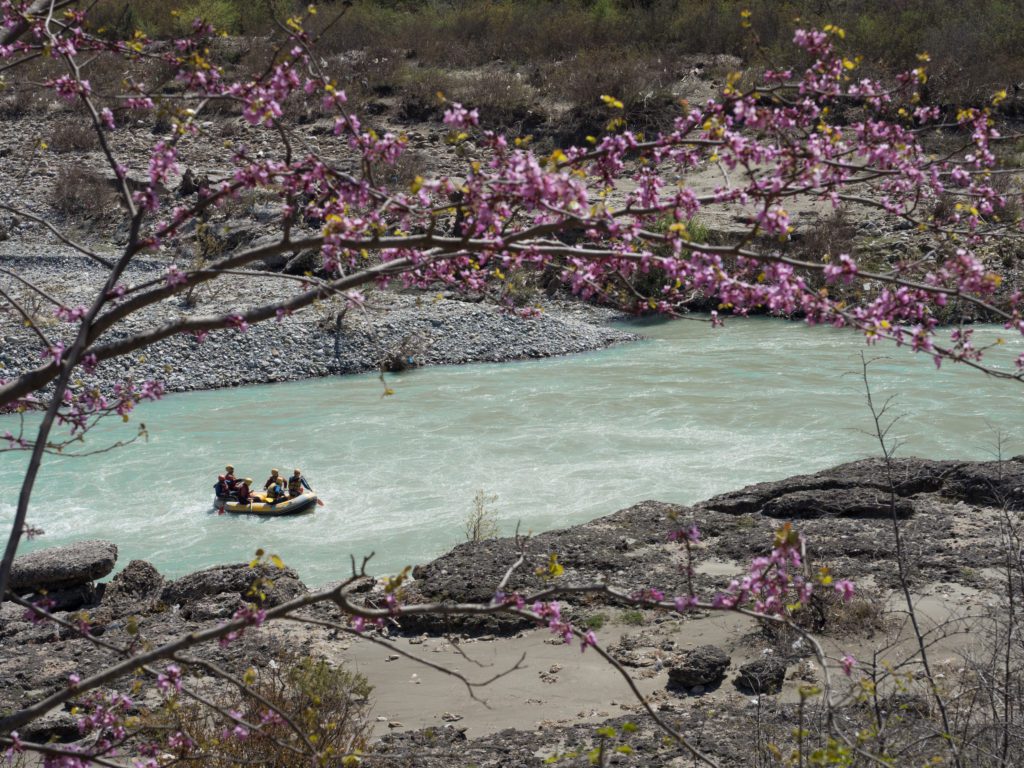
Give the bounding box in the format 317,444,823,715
186,593,243,621
17,710,80,743
9,540,117,593
245,233,297,271
667,645,730,689
102,560,163,607
160,562,306,608
736,657,787,694
44,582,98,612
284,248,321,275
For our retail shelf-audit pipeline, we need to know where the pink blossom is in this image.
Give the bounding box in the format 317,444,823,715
581,630,598,653
841,653,857,676
834,579,855,602
443,102,479,129
156,664,182,695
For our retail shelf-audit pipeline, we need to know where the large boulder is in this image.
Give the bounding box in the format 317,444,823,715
667,645,731,689
161,562,306,609
95,559,164,621
702,458,954,515
9,540,117,594
941,459,1024,508
102,559,163,605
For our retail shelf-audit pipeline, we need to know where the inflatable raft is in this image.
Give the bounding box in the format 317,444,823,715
221,490,318,516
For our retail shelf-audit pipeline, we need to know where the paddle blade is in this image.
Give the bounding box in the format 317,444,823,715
316,498,325,507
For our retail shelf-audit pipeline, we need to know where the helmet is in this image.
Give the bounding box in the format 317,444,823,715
218,475,225,481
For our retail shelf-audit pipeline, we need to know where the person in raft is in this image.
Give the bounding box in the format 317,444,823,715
264,469,286,503
214,475,230,499
288,468,312,498
224,465,238,492
236,478,254,504
264,468,283,492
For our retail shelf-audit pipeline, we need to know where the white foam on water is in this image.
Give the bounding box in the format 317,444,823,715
4,316,1024,585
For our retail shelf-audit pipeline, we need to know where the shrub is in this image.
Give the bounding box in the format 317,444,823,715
0,86,38,118
393,65,453,122
446,69,538,132
370,149,427,191
464,489,500,543
150,654,372,767
49,165,119,222
620,609,645,626
796,209,859,262
49,119,98,153
176,0,241,34
762,584,888,660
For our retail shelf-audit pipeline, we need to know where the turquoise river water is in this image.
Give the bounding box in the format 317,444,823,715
3,317,1024,585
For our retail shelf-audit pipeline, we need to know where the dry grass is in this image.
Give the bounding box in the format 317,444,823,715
66,1,1024,111
49,165,119,222
49,119,99,153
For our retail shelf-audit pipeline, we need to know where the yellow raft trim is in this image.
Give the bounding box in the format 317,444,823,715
222,491,318,516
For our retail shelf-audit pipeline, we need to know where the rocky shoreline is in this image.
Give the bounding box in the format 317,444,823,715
1,456,1017,765
0,242,640,396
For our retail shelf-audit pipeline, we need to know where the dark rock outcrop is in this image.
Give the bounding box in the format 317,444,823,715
736,657,787,694
702,458,954,515
667,645,730,689
93,559,164,621
103,559,163,605
399,458,1024,633
160,562,307,609
18,710,80,744
8,540,117,593
761,488,914,519
704,457,1024,516
42,583,98,612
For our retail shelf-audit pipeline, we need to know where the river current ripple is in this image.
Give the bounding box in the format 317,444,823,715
3,317,1023,585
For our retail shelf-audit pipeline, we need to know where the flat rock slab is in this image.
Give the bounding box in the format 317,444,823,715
761,488,914,519
160,562,306,608
9,540,117,593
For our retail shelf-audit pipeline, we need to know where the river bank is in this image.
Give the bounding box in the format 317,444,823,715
0,243,639,395
1,457,1018,765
